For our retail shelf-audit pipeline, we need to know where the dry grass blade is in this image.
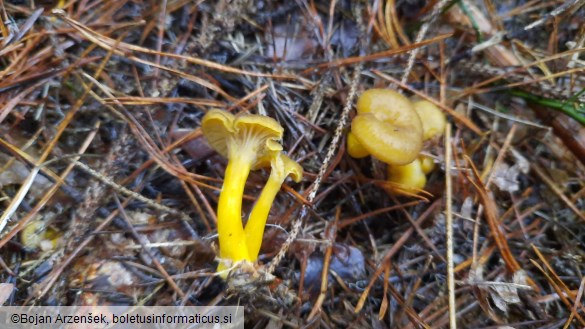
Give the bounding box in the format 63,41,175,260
0,165,39,234
464,155,539,292
311,33,453,70
531,245,583,309
565,277,585,328
354,200,441,313
266,62,363,274
399,0,450,85
338,201,421,229
79,72,215,187
0,41,113,248
103,97,227,107
529,257,585,326
531,163,585,223
52,9,292,79
445,124,456,329
307,207,339,320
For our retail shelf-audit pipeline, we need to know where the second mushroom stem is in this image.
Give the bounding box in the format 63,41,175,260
245,153,301,261
245,167,284,261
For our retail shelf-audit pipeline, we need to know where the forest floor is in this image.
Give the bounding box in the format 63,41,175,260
0,0,584,328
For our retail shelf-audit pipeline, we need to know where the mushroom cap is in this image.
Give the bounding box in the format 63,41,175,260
346,131,370,158
356,89,417,123
276,153,303,183
351,89,423,165
201,109,284,168
251,140,283,170
254,152,303,182
201,109,235,157
419,155,436,174
412,100,447,140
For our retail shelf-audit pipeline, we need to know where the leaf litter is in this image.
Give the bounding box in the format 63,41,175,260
0,0,584,328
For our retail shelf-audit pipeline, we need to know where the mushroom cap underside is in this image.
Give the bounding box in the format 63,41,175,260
201,109,284,168
275,153,303,182
254,152,303,182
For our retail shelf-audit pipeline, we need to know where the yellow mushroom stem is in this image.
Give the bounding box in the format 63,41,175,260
387,158,427,195
216,140,284,276
245,153,302,261
217,152,253,266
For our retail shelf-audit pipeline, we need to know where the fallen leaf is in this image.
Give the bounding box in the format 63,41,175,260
0,283,14,305
492,163,521,192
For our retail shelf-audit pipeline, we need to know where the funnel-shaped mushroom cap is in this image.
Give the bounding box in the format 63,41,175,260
201,109,235,157
412,100,447,141
202,109,284,165
272,153,303,183
351,89,424,166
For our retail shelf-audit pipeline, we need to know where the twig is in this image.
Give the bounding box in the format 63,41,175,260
113,195,186,298
307,207,339,320
72,160,192,222
266,62,362,275
445,123,456,329
531,163,585,223
400,0,450,85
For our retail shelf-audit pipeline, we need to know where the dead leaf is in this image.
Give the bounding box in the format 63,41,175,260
488,271,529,313
0,154,52,199
0,283,14,305
492,163,521,192
461,197,474,219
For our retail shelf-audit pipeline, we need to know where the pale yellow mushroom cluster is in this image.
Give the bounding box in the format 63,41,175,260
347,89,446,195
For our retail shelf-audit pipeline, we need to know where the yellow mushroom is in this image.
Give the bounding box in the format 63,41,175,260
349,89,424,165
386,158,427,195
386,100,446,194
346,90,448,196
419,155,436,175
413,99,446,177
201,109,283,274
245,153,302,261
346,131,369,158
412,100,447,141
